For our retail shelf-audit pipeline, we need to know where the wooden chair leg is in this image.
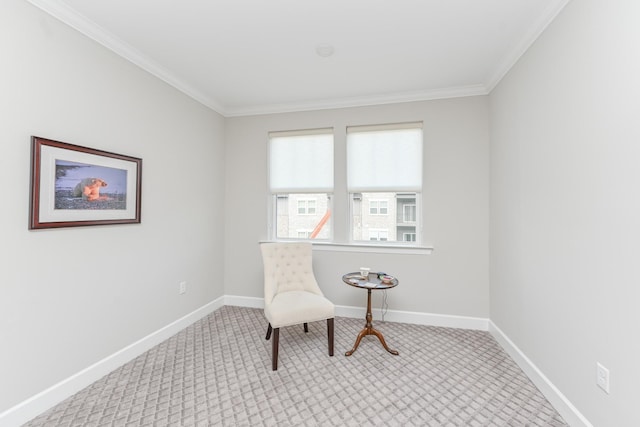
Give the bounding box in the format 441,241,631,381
272,327,279,371
265,323,272,340
327,318,334,356
303,322,309,333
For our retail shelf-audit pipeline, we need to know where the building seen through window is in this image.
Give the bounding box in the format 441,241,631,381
351,192,417,242
275,193,332,240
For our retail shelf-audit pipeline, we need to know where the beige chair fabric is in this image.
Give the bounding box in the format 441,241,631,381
260,242,335,370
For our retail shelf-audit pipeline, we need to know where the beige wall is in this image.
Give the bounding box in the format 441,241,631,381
224,97,490,317
0,0,226,412
490,1,640,425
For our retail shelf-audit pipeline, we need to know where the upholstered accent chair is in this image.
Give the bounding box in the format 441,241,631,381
260,242,335,370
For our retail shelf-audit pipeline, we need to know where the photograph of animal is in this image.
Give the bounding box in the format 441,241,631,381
73,178,108,201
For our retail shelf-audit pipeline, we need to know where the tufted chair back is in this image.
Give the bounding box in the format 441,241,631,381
261,241,323,306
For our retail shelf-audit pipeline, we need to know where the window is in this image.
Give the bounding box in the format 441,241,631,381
269,129,333,240
348,123,422,244
369,229,389,241
297,199,316,215
369,200,388,215
403,204,416,222
403,233,416,242
297,229,312,238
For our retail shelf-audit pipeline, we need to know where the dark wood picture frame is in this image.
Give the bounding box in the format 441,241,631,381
29,136,142,229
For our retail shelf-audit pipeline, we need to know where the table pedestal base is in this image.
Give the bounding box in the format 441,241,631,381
345,288,399,356
345,325,399,356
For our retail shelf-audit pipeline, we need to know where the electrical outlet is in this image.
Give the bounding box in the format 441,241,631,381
179,281,187,295
596,362,610,394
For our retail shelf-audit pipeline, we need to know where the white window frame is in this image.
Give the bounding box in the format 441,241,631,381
268,128,334,241
266,123,431,252
347,123,423,246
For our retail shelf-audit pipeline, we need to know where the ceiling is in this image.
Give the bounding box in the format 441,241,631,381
28,0,569,117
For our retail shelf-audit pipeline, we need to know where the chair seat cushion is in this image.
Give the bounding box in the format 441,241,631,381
265,290,335,328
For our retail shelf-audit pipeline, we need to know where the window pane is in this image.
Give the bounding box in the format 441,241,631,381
352,192,418,243
276,193,332,240
369,200,378,215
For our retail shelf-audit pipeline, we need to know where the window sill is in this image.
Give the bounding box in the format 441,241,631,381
261,240,433,255
313,242,433,255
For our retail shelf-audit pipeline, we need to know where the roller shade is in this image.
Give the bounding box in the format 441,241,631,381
269,129,334,193
347,123,423,192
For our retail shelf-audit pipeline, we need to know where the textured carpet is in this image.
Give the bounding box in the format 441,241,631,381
24,306,567,426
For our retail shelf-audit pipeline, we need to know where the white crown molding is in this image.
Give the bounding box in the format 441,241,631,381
224,84,489,117
484,0,572,92
26,0,226,114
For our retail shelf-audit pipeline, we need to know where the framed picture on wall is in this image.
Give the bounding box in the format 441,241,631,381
29,136,142,229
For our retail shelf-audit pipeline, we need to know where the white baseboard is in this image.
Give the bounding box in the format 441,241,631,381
224,295,489,331
224,295,264,308
335,305,489,330
489,321,593,427
0,297,224,427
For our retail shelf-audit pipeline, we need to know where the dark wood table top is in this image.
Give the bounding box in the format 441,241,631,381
342,272,398,290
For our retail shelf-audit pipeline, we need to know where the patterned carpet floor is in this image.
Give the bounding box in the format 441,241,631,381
24,306,567,426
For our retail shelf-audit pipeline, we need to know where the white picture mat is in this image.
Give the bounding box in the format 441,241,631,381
38,145,139,223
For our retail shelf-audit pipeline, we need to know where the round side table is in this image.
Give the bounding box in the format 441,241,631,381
342,272,399,356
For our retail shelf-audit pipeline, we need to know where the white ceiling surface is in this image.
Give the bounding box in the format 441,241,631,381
28,0,569,117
